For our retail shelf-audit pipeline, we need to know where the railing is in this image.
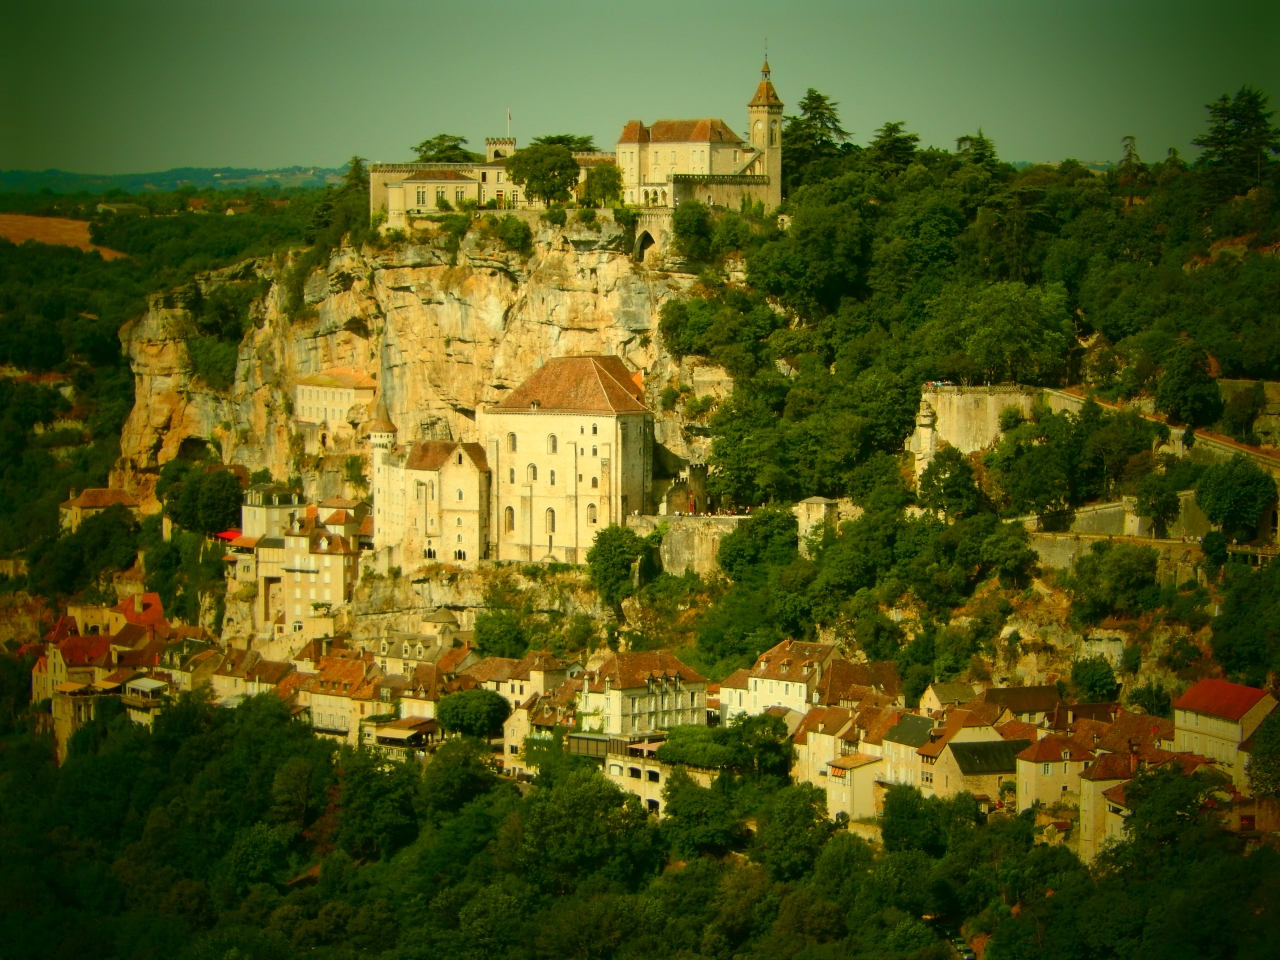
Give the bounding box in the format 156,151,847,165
669,174,770,185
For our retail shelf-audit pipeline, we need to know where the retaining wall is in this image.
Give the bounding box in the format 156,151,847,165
626,514,745,577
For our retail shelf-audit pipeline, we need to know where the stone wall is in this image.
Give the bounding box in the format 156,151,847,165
626,514,745,577
920,385,1040,454
1029,533,1204,585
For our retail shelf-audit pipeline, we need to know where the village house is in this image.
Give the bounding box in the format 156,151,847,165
464,651,579,708
240,484,305,538
919,682,976,715
931,739,1030,801
58,487,139,533
293,367,378,446
1015,734,1097,811
121,676,169,727
814,658,904,708
278,512,361,634
718,669,751,723
916,706,1004,797
502,677,581,778
880,713,934,789
399,661,480,721
792,704,903,820
743,639,839,715
970,685,1063,725
300,653,378,745
603,737,715,815
577,650,708,736
1173,678,1277,791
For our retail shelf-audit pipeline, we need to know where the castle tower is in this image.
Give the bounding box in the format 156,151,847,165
747,60,784,211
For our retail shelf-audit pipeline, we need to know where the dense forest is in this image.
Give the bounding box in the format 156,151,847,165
0,691,1275,960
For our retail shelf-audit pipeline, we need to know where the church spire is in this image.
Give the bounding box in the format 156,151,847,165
761,59,771,80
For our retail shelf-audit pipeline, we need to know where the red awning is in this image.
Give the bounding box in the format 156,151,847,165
215,529,242,541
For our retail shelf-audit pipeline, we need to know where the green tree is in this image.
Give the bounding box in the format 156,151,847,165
673,200,713,262
532,134,596,152
437,689,511,739
197,469,242,534
1071,655,1120,702
1127,679,1173,718
1135,471,1181,536
867,121,920,173
412,134,483,163
1191,85,1280,197
586,524,651,609
1245,710,1280,798
333,747,419,860
926,282,1070,384
585,163,623,206
505,144,580,204
661,768,743,857
918,445,981,518
518,768,660,892
1195,454,1276,540
1156,342,1223,427
751,783,836,881
1065,542,1160,625
781,88,851,192
421,736,499,813
475,608,529,658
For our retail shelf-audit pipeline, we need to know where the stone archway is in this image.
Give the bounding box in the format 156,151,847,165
635,230,655,262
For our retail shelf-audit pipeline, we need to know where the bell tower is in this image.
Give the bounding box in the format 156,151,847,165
747,60,784,210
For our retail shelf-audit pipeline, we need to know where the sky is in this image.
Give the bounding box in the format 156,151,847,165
1,0,1277,174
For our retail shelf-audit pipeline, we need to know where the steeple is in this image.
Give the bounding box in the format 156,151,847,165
746,62,784,210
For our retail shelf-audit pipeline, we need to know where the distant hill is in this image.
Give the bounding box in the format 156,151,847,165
0,166,346,194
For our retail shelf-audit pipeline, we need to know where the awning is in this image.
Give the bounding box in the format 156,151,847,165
375,727,417,741
215,529,242,541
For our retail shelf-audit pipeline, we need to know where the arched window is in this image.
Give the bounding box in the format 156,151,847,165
591,445,597,457
591,476,599,489
754,119,763,144
507,433,517,452
456,517,462,526
549,470,556,486
504,506,515,531
527,464,537,482
428,481,435,500
456,489,463,501
587,503,597,523
592,424,598,435
509,467,515,483
548,435,558,454
456,452,463,465
770,120,778,146
546,508,556,534
456,533,462,542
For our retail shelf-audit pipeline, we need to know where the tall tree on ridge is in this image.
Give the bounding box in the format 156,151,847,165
1192,85,1280,198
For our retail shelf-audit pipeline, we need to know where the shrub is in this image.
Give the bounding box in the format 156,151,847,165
542,205,567,227
613,206,639,231
1071,655,1120,702
187,336,238,391
1195,454,1276,540
493,215,533,255
437,689,511,739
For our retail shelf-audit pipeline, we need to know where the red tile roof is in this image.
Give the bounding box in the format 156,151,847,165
405,440,489,472
1015,733,1095,763
586,650,706,692
617,119,745,144
44,615,79,644
56,635,111,667
1173,678,1273,722
111,592,166,628
720,668,750,690
61,488,139,510
751,638,836,684
494,356,647,415
402,170,478,182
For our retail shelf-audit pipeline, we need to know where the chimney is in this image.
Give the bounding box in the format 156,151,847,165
135,594,144,614
69,487,76,500
1129,740,1138,773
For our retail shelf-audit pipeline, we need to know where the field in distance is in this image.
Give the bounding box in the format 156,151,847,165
0,213,125,259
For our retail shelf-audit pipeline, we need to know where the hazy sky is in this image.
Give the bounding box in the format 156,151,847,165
2,0,1277,173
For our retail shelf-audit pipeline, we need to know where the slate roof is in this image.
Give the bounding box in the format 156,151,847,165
926,681,975,706
884,713,934,748
1174,678,1272,721
950,739,1031,776
494,356,647,415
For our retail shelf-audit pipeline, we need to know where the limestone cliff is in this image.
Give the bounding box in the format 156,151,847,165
113,215,731,511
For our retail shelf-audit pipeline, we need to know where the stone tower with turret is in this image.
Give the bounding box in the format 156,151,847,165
748,60,784,210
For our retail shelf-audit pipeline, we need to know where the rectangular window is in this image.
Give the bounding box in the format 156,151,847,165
1042,763,1050,775
456,187,464,202
415,187,426,206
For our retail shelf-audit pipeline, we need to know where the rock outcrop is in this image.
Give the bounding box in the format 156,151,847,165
114,217,724,511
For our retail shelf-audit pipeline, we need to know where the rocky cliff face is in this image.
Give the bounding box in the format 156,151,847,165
113,216,730,511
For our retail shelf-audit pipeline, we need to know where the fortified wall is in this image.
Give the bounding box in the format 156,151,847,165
626,514,745,577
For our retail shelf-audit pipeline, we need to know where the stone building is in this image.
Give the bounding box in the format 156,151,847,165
577,650,708,737
617,61,783,212
479,355,653,564
294,367,377,452
371,438,491,568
